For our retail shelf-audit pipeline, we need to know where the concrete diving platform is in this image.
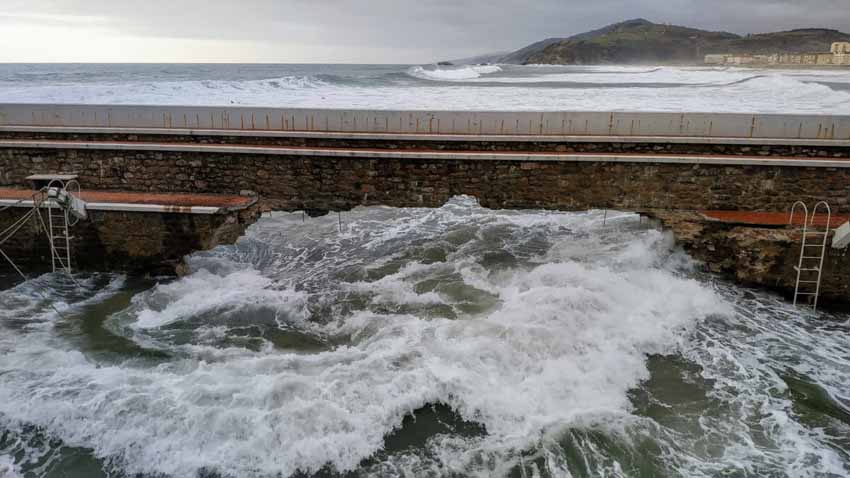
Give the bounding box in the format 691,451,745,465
0,188,260,275
0,188,257,215
700,210,850,228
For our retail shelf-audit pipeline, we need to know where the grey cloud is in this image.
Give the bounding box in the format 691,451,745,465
5,0,850,61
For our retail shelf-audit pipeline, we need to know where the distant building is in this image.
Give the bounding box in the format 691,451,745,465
705,43,850,66
833,42,850,65
832,42,850,54
704,54,728,65
816,53,834,65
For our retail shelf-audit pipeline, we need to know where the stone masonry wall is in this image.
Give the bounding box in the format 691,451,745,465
0,206,260,274
0,131,848,158
649,210,850,305
2,147,850,214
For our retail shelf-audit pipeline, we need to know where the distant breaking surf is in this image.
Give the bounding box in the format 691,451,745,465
406,64,503,81
0,63,849,113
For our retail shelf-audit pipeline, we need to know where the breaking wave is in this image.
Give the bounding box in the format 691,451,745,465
0,455,22,478
406,64,503,81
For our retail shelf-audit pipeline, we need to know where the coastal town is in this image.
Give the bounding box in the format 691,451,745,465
706,41,850,65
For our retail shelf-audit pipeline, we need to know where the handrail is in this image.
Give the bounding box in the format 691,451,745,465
789,201,809,227
810,201,832,310
790,201,810,307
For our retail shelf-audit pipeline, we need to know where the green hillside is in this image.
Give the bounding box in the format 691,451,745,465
504,19,850,65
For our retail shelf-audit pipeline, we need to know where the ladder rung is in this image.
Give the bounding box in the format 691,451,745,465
794,266,820,271
805,232,827,235
801,256,822,259
798,280,820,284
796,292,819,296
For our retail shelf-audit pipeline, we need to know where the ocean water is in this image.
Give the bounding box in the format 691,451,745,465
0,63,849,113
1,64,850,477
1,198,849,477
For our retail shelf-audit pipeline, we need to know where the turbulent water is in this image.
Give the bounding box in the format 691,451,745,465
1,63,850,112
1,63,850,476
1,198,849,477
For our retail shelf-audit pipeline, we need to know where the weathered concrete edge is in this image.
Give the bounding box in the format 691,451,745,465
2,125,849,147
2,140,849,168
0,198,257,215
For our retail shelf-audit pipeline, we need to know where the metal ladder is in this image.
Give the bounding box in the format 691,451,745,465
789,201,831,310
47,203,73,274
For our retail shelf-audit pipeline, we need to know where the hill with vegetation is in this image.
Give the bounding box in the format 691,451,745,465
501,19,850,65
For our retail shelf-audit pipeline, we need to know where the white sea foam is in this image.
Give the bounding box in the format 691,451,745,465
2,71,847,114
407,64,503,81
131,267,308,330
0,203,730,477
1,200,848,477
0,455,22,478
678,308,850,476
0,74,328,106
460,66,764,85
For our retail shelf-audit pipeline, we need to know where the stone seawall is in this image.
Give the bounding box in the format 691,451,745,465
0,131,848,158
0,204,260,275
649,211,850,305
2,147,850,214
4,105,849,304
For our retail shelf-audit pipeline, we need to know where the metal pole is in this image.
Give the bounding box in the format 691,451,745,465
603,209,608,226
338,211,342,233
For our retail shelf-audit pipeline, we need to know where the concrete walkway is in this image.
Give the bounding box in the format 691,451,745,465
0,188,256,214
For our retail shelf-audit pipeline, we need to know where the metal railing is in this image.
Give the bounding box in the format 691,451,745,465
790,200,831,310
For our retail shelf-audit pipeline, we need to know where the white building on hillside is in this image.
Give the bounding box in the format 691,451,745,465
833,42,850,65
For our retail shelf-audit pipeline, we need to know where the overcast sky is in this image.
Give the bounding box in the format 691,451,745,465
1,0,848,63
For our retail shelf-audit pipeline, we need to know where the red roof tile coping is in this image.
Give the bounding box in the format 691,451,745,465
702,210,850,228
0,188,254,209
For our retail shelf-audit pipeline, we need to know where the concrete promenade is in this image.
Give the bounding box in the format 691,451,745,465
2,104,850,139
0,187,255,215
0,186,259,274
